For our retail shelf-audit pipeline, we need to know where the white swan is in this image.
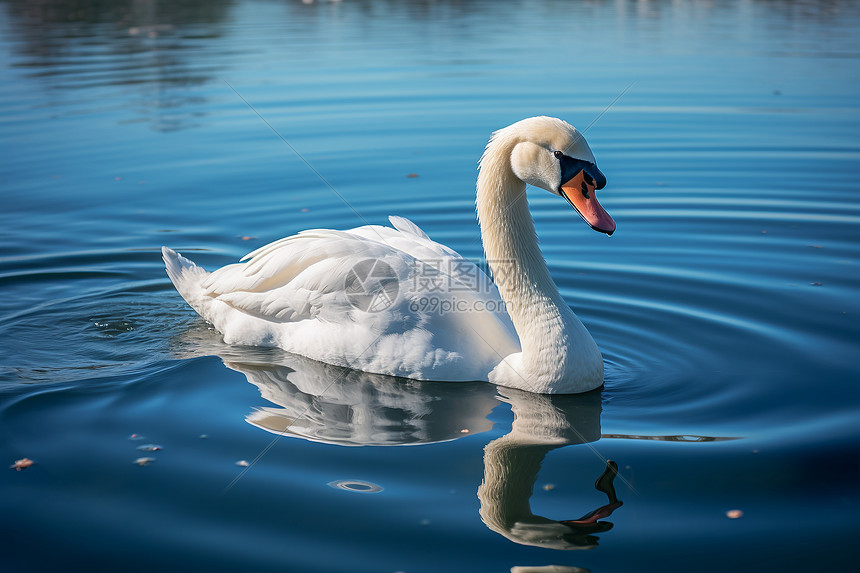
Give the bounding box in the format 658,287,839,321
162,116,615,394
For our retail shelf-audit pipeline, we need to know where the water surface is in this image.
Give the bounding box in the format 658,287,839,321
1,1,859,571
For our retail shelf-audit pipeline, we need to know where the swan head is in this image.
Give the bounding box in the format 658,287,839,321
506,116,616,235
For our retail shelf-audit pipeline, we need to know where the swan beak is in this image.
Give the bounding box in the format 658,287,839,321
560,170,616,236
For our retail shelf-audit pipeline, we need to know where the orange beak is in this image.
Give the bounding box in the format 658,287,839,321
560,171,616,236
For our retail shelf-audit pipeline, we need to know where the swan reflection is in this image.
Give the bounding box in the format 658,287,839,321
478,388,621,550
174,332,623,552
224,355,498,446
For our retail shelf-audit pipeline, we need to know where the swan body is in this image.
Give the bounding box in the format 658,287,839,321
163,116,615,394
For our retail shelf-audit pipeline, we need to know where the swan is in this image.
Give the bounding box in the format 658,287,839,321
162,116,615,394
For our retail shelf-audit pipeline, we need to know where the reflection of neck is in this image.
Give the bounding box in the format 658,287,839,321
478,435,559,532
476,390,603,550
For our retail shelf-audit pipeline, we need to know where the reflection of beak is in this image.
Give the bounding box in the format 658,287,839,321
560,459,624,531
560,171,616,236
560,500,624,530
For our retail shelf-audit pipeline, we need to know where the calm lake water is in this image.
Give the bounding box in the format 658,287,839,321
1,1,859,571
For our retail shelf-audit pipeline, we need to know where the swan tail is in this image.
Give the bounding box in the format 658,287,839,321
162,246,211,317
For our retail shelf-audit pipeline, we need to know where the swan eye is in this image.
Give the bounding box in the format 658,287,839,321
554,150,563,159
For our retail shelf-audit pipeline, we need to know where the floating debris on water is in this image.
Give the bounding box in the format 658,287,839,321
10,458,35,471
93,319,136,335
137,444,162,452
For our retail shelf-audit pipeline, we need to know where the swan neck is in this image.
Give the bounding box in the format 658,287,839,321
476,143,570,349
475,129,604,392
478,434,556,529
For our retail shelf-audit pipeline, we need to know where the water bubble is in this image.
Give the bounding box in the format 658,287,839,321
327,479,383,493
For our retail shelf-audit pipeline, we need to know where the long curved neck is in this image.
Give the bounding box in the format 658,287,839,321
476,138,575,377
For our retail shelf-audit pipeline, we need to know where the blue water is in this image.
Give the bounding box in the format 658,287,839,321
2,1,859,571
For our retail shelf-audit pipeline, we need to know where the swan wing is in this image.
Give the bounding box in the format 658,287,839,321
202,228,395,323
351,217,499,296
388,215,431,240
190,218,519,380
